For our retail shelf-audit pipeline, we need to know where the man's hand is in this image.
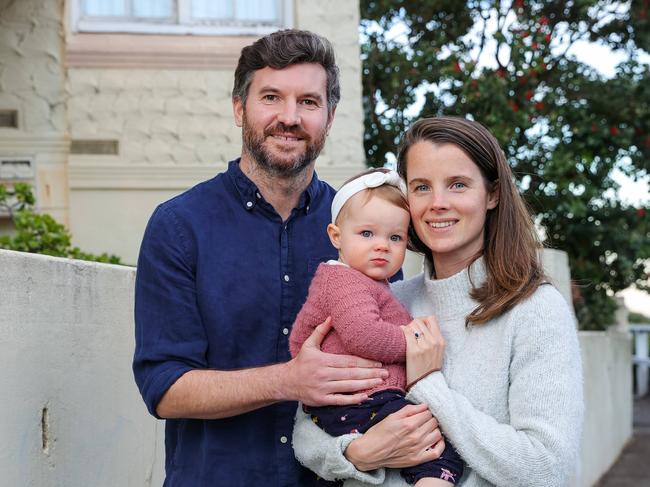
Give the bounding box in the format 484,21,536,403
283,318,388,406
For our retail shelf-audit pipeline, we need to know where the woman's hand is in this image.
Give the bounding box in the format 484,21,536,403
402,316,445,390
343,403,445,471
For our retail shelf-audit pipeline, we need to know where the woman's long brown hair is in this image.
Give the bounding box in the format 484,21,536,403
397,116,546,325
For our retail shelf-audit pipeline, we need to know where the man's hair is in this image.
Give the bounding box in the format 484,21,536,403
396,116,546,326
233,29,340,115
335,168,409,225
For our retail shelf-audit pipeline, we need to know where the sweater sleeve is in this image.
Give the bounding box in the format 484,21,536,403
324,267,407,364
407,287,584,487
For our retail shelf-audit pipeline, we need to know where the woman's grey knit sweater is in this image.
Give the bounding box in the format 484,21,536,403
292,258,584,487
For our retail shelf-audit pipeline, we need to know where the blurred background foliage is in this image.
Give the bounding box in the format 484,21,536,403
360,0,649,329
0,183,122,265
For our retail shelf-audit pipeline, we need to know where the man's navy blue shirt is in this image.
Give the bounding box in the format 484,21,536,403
133,159,339,487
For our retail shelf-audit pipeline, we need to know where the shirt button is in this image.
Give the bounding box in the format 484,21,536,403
306,205,310,212
256,192,261,199
283,274,290,282
280,436,288,444
282,328,289,335
246,201,253,208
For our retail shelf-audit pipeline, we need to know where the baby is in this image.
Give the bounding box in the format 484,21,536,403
290,168,463,486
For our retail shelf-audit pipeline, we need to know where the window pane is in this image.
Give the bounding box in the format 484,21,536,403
133,0,174,18
191,0,233,19
82,0,126,16
237,0,278,22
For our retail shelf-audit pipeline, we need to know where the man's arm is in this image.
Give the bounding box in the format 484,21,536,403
135,206,386,420
156,319,388,419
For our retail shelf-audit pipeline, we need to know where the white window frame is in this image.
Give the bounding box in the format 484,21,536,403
71,0,294,36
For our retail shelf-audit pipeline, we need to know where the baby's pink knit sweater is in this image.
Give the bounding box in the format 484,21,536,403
290,263,411,394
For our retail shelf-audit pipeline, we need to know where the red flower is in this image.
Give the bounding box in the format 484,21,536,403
509,101,520,112
545,34,552,43
609,126,619,136
637,208,646,218
496,68,506,78
532,42,539,49
535,101,545,111
539,16,549,25
525,90,534,100
521,31,530,38
514,0,524,8
453,62,462,73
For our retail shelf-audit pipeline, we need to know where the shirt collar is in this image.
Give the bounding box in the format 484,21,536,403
226,158,321,213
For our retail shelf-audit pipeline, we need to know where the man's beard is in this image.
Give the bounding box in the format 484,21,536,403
242,112,327,179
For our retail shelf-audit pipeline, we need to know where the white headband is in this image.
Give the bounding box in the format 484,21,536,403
331,170,407,223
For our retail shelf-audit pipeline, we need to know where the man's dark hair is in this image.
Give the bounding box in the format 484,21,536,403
233,29,340,115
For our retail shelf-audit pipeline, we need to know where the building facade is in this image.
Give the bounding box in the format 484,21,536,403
0,0,365,263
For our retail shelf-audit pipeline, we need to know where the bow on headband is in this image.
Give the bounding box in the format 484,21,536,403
331,170,407,223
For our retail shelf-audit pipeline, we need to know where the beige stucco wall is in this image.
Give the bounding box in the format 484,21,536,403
66,0,365,264
0,0,69,225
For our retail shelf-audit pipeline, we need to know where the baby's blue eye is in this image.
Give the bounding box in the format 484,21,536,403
390,235,403,242
361,230,373,238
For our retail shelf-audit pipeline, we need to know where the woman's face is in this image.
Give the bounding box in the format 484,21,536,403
405,141,499,279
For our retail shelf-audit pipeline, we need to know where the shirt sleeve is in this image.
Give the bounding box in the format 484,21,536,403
324,268,407,364
132,204,207,418
407,287,584,487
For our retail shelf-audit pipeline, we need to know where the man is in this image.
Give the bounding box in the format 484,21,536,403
133,30,389,486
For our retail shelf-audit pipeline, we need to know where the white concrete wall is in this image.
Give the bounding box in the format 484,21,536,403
0,248,633,486
0,249,164,487
578,329,633,487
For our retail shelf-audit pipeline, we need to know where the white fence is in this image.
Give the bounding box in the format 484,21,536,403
0,249,633,486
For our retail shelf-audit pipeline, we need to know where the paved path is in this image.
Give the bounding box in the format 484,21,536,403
595,395,650,486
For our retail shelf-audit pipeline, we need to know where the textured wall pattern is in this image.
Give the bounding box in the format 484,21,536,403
67,69,241,164
0,0,66,133
66,0,365,167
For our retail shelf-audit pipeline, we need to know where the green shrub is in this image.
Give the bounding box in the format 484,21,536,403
0,183,122,264
629,311,650,324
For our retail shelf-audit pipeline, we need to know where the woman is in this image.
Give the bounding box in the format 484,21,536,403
293,116,584,487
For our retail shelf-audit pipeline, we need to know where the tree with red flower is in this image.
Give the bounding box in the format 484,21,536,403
360,0,650,329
